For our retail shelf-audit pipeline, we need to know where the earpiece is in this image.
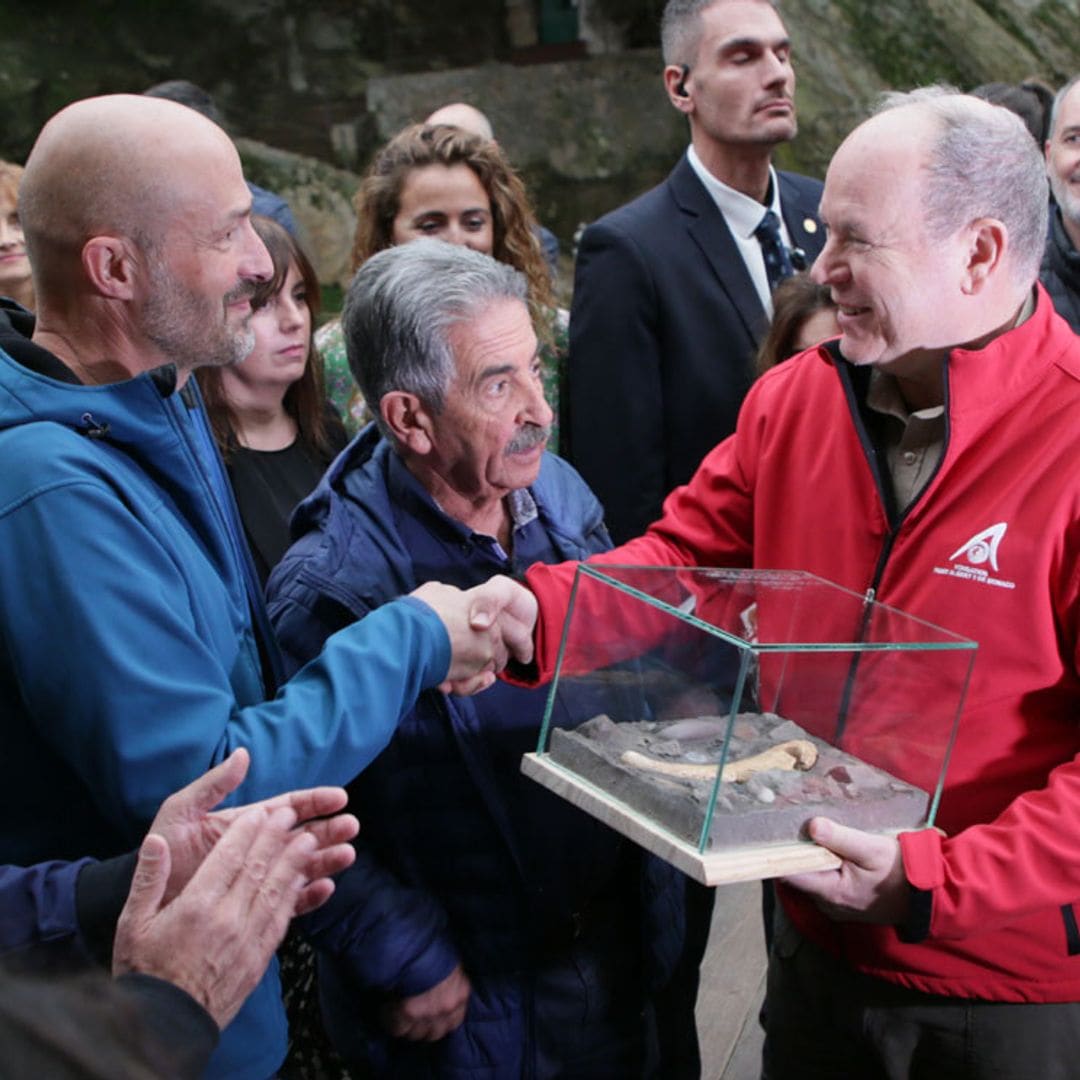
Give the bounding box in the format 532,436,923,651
791,247,807,271
675,64,690,98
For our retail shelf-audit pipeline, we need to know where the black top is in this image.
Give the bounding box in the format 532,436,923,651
227,432,345,585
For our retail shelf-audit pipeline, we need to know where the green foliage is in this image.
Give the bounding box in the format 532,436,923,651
831,0,973,88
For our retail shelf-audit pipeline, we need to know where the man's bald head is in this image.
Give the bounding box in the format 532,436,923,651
814,87,1047,380
19,93,270,382
424,103,495,142
20,95,244,288
865,88,1048,285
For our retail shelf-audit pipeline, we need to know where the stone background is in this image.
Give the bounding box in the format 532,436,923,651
4,0,1079,287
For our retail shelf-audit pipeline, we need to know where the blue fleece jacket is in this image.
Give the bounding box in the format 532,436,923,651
0,309,451,1079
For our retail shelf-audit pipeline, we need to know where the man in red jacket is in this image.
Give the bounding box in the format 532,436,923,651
523,88,1080,1077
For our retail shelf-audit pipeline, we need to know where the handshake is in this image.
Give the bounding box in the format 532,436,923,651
410,575,539,696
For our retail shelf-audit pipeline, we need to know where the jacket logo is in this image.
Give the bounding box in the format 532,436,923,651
934,522,1015,591
949,523,1007,572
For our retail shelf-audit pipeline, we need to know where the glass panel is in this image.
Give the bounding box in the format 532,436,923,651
536,566,976,857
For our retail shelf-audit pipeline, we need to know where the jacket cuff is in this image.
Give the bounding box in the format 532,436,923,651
396,595,452,687
75,851,138,966
114,972,220,1075
394,937,461,998
896,886,933,943
896,828,943,943
502,656,541,687
899,827,945,891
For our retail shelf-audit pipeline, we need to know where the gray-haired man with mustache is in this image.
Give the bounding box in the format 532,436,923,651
267,239,698,1078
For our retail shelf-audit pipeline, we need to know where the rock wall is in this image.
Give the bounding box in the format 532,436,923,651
236,137,359,289
4,0,1079,285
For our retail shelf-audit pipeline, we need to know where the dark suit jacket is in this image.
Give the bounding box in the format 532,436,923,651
564,153,824,542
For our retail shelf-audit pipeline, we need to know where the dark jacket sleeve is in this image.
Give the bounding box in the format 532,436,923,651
267,564,359,678
0,854,139,969
0,859,92,960
270,562,462,998
0,969,218,1080
301,849,461,998
113,973,220,1077
74,852,138,965
565,218,667,543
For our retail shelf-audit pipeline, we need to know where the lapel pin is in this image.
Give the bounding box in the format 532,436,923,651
803,218,818,234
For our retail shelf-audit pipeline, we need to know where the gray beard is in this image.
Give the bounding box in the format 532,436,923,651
143,278,254,373
1051,176,1080,234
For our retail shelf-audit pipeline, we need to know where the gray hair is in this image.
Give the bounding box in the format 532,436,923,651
1048,74,1080,142
661,0,780,66
342,239,529,440
876,85,1048,285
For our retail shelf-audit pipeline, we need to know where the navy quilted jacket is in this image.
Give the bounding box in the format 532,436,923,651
267,429,690,1077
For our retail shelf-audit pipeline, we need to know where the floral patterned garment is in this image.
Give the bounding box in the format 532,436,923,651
316,319,371,436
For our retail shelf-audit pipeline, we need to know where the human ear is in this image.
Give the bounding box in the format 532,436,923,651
380,391,434,455
81,236,138,300
664,64,694,114
960,218,1006,295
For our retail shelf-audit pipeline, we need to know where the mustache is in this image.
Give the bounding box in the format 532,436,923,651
506,424,550,454
224,281,257,307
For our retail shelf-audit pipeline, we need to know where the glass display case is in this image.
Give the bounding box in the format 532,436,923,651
521,566,978,884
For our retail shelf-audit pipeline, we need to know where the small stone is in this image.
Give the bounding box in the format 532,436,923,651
579,714,617,738
645,739,684,759
827,765,852,785
746,776,777,804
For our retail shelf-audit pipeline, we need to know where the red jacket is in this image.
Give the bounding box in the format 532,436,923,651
525,288,1080,1001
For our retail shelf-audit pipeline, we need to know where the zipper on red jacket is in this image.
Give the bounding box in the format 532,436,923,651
830,352,951,741
832,349,952,596
1061,904,1080,955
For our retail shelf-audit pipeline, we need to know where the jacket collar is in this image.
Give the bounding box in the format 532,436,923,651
0,300,180,398
668,153,766,342
829,285,1076,422
1048,206,1080,286
287,425,605,606
944,284,1076,415
667,154,825,345
0,301,79,384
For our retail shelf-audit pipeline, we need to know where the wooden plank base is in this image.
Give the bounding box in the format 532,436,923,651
522,752,842,885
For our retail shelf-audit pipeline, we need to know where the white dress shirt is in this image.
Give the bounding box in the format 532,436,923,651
686,144,792,318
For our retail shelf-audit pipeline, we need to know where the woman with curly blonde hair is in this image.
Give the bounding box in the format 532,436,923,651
320,123,564,443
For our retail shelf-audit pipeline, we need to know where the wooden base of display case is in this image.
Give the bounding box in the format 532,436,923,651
522,752,843,886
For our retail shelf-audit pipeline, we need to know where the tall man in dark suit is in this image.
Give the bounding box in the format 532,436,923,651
565,0,825,543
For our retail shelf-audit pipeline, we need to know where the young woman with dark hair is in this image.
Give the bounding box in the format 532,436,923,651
197,215,346,584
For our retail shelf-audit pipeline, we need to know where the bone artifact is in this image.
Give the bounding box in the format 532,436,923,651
621,738,818,784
